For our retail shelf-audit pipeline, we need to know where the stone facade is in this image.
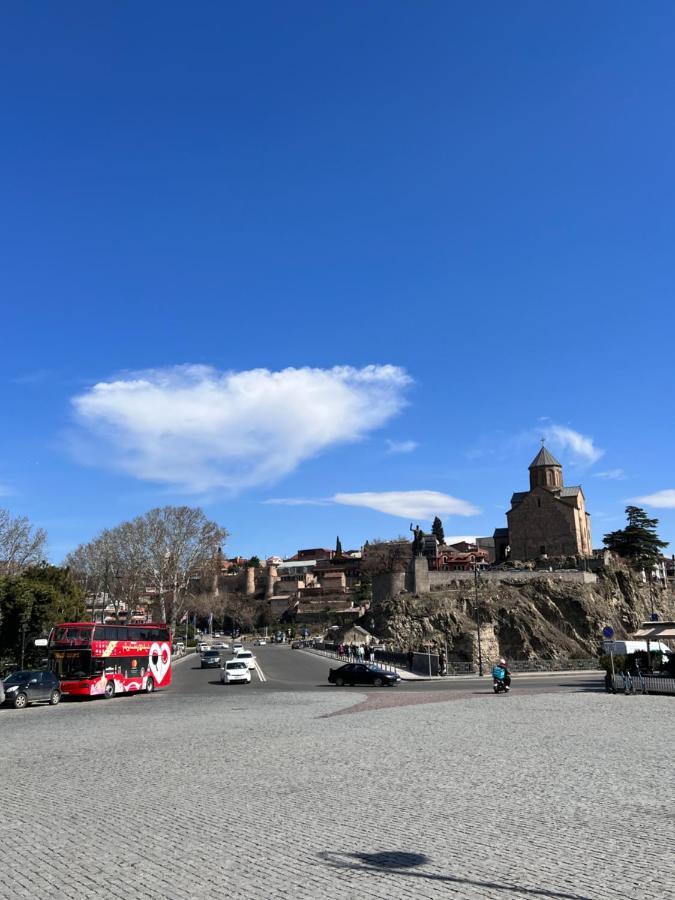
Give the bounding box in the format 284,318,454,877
504,446,592,561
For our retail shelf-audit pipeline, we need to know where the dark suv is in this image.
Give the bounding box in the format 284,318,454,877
1,670,61,709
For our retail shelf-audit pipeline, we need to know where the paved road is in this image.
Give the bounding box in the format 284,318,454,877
5,646,666,900
173,643,603,698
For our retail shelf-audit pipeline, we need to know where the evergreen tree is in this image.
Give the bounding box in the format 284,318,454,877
0,564,85,667
432,516,445,546
248,555,261,569
335,536,343,556
603,506,668,572
357,572,372,606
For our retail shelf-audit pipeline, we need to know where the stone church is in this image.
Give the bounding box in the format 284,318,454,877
493,445,592,561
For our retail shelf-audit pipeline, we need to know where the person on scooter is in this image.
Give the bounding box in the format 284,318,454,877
492,657,511,689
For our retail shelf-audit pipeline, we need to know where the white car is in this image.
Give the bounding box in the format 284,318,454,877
211,642,230,650
220,659,252,684
234,650,256,670
232,643,244,655
253,638,267,646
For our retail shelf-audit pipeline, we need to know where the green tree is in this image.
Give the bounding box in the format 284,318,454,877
357,572,373,607
603,506,668,572
248,556,261,569
431,516,445,546
0,565,85,668
335,536,343,556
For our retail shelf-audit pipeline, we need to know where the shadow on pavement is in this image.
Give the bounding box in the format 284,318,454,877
318,850,592,899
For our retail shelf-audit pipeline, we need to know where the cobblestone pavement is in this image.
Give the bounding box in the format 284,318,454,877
1,689,673,900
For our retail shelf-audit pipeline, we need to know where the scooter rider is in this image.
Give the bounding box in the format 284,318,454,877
492,657,511,690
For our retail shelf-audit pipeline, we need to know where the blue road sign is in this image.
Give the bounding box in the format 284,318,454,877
602,626,614,639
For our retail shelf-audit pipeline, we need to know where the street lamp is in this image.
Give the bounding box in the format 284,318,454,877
474,564,484,677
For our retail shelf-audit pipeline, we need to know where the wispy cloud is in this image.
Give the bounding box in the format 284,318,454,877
333,491,479,519
540,424,604,465
263,490,479,520
385,439,418,454
70,364,412,493
632,489,675,508
593,468,625,481
467,422,604,467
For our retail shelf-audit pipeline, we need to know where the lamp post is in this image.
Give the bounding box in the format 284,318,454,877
474,564,484,677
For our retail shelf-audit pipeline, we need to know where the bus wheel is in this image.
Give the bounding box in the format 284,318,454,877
145,677,155,694
104,681,115,699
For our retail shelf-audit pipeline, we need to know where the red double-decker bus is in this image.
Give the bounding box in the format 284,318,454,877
48,622,172,698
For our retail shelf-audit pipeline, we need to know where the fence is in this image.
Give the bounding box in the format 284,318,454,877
311,643,600,677
610,672,675,696
308,645,399,675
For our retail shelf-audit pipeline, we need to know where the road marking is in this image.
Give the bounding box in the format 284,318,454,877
254,661,267,682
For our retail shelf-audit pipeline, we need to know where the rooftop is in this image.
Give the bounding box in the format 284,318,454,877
529,446,562,469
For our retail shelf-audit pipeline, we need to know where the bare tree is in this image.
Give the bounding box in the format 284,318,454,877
66,507,228,629
134,507,226,628
0,508,47,575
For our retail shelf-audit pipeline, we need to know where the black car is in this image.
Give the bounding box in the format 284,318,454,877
201,650,222,669
2,670,61,709
328,663,401,687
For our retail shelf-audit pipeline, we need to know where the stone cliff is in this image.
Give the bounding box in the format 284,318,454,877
369,561,674,662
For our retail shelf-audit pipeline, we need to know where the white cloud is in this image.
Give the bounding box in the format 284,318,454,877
541,424,604,465
71,364,412,492
332,490,480,519
593,468,625,481
632,489,675,508
385,439,418,454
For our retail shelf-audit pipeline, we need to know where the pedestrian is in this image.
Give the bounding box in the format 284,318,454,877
357,644,365,662
438,648,447,676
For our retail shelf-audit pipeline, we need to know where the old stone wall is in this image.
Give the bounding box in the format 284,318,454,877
428,570,597,586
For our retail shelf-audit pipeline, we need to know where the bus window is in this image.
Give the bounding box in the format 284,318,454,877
94,626,106,640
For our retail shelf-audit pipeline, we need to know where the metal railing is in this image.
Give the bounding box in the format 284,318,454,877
303,646,398,674
309,643,602,677
610,672,675,695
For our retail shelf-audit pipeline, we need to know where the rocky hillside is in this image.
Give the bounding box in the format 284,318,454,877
368,563,674,661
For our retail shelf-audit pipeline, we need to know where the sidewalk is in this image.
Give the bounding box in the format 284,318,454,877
396,667,603,682
301,646,601,682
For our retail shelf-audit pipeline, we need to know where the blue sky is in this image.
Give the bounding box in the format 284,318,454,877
2,2,675,561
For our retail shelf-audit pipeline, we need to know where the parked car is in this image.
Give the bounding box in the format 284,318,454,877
233,650,256,670
200,650,222,669
2,670,61,708
220,659,252,684
291,640,303,649
328,664,401,688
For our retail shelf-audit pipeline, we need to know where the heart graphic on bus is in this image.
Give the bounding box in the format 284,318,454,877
148,642,171,685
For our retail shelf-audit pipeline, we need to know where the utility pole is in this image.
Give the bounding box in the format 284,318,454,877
474,564,484,677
